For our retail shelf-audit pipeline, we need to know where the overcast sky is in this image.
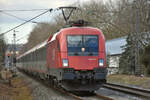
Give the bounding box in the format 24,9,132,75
0,0,91,44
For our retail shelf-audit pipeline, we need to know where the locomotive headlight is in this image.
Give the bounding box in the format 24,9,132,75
62,59,68,67
99,59,104,67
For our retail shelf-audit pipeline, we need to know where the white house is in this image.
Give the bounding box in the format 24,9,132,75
106,37,126,74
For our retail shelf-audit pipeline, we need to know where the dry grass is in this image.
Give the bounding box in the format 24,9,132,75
107,74,150,89
0,77,34,100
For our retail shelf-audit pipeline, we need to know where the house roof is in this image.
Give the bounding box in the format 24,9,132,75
106,36,127,55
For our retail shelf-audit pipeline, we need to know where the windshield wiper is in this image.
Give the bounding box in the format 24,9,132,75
74,52,79,56
88,52,93,56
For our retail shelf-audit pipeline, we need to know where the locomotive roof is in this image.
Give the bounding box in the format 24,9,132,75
60,26,102,32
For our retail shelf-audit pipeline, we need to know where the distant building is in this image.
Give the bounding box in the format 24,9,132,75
106,37,126,75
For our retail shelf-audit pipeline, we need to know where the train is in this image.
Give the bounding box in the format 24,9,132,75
17,20,107,93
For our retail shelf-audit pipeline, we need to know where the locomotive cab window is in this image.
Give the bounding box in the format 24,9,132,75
67,35,99,56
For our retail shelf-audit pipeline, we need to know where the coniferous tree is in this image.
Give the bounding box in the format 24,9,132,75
140,41,150,76
119,33,136,74
119,32,150,75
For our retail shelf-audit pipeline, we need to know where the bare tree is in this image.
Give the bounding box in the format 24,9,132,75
23,0,150,52
0,35,6,70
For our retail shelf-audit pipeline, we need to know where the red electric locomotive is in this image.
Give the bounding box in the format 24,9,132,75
17,20,107,93
47,24,107,92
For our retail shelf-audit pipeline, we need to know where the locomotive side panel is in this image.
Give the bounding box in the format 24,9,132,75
47,41,57,69
47,39,63,79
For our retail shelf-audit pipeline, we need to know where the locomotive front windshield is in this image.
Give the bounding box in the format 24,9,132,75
67,35,99,56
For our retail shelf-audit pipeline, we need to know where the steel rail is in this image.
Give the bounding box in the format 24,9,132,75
47,85,114,100
103,83,150,99
95,93,114,100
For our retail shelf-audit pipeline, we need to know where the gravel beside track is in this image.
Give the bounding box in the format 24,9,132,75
18,71,145,100
19,72,75,100
19,71,115,100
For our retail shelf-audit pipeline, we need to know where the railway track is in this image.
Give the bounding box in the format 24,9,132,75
37,78,114,100
103,83,150,99
19,70,114,100
54,87,114,100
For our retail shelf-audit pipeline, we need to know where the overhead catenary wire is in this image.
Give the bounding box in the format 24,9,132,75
0,9,53,37
0,9,50,12
16,34,30,42
0,11,39,23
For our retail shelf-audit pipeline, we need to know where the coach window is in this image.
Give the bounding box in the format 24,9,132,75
32,52,34,61
39,50,41,61
28,53,31,62
25,55,27,62
29,53,31,61
42,48,45,61
40,50,42,61
35,51,36,61
27,54,29,62
40,49,42,61
23,57,25,62
36,51,38,61
31,52,32,61
37,50,39,61
24,56,26,62
26,55,28,62
39,49,41,61
42,48,45,60
35,51,37,61
36,50,38,61
32,52,35,62
43,47,46,60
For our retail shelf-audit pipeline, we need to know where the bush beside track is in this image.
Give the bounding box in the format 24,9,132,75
107,74,150,89
0,76,34,100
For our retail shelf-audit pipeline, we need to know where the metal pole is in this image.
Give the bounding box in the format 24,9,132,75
13,30,17,67
134,1,140,75
11,40,13,67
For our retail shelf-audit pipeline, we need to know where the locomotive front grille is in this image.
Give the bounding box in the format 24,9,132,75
63,68,74,73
